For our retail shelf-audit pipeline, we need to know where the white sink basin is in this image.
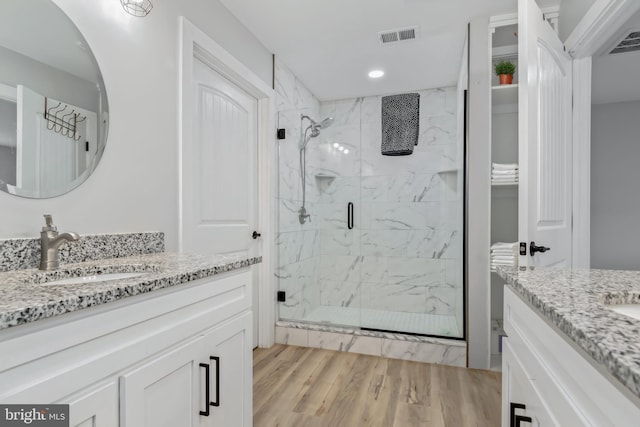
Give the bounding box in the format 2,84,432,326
608,304,640,322
41,272,149,286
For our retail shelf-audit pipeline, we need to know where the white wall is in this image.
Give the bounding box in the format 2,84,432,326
558,0,597,42
0,0,272,249
591,100,640,270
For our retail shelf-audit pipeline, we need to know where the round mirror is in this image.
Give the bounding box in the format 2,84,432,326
0,0,109,199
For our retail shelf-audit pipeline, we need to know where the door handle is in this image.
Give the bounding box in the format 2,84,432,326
529,241,550,256
252,231,261,239
515,415,532,426
347,202,354,230
210,356,220,407
510,402,525,427
199,363,210,416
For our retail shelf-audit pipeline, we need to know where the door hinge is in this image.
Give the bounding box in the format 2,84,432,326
85,141,89,152
277,128,286,140
277,291,286,302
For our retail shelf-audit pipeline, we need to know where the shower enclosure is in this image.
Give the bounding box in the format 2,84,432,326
275,62,465,340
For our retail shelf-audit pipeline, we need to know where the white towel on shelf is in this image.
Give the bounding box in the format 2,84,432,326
492,163,519,171
492,251,515,256
491,242,518,249
491,170,519,176
491,246,516,251
490,241,518,269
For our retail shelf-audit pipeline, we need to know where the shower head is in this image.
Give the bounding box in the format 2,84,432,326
299,115,335,151
301,115,334,133
319,116,334,129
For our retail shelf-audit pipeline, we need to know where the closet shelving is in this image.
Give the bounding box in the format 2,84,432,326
489,20,519,371
491,84,518,106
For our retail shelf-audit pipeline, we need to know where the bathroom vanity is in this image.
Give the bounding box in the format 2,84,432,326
498,267,640,426
0,249,260,427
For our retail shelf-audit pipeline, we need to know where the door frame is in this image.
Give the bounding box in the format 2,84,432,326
179,17,276,348
563,0,640,268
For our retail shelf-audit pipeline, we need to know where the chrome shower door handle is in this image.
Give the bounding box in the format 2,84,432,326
347,202,354,230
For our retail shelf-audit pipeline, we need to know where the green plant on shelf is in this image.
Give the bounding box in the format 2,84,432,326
494,60,516,76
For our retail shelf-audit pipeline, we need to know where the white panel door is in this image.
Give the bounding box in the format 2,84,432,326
519,0,573,268
184,58,258,257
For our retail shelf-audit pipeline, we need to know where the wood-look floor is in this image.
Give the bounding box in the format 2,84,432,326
253,344,501,427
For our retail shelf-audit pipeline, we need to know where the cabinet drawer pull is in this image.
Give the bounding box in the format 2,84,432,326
515,415,532,426
210,356,220,407
510,402,526,427
199,362,210,416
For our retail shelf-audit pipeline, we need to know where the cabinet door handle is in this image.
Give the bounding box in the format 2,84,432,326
515,415,532,426
510,402,526,427
347,202,354,230
199,362,210,416
210,356,220,407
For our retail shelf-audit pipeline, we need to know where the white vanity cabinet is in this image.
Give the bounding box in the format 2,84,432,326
502,287,640,426
0,269,253,427
121,313,251,427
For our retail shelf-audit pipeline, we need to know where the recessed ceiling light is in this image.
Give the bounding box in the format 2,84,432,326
333,142,339,148
344,149,349,154
368,70,385,79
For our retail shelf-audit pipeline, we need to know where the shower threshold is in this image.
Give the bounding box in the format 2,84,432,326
299,305,462,339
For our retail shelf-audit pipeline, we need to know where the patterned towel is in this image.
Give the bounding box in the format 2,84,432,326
381,93,420,156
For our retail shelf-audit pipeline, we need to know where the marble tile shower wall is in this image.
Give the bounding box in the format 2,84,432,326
275,58,322,320
310,88,463,319
275,57,463,328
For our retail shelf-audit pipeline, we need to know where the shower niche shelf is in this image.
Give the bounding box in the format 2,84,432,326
314,174,336,193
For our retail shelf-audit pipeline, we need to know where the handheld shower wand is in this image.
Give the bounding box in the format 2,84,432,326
298,114,334,224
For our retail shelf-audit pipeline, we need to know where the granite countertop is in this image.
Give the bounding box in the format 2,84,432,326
0,252,261,330
497,266,640,400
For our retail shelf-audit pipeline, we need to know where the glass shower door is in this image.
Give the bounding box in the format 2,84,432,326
305,100,363,328
356,89,464,339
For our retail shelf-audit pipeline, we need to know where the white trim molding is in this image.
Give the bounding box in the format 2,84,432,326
565,0,640,58
178,17,276,348
572,57,592,268
489,13,518,30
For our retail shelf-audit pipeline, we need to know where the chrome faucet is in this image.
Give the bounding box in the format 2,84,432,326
39,214,80,270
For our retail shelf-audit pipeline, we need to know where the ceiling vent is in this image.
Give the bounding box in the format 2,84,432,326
609,30,640,54
378,26,418,45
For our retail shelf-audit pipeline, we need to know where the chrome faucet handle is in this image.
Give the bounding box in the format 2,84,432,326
42,214,57,232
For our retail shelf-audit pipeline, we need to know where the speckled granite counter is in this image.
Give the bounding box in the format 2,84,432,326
497,266,640,400
0,252,261,330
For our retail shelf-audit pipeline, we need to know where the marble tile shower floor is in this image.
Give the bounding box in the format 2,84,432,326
301,305,461,338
